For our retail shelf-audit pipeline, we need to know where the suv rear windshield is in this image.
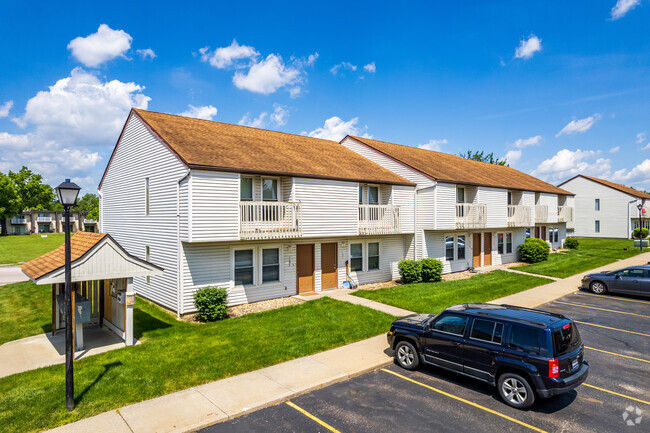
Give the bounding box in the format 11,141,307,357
552,322,581,356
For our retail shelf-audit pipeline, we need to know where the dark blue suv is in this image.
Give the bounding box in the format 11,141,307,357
387,303,589,409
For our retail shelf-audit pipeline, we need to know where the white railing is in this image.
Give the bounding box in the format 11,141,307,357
61,216,76,222
557,206,574,222
239,202,302,240
456,203,487,229
359,205,401,235
11,217,27,224
37,216,52,223
84,219,97,224
507,205,532,227
535,205,549,223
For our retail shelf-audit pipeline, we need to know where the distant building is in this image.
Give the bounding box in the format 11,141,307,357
5,210,98,235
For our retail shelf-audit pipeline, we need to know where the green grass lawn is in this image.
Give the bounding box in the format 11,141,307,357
0,287,394,433
0,233,65,265
0,281,52,345
513,237,647,278
352,270,552,314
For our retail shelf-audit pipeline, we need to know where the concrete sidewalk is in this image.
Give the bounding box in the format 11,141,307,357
294,288,414,317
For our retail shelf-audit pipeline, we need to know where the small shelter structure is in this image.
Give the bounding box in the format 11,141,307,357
21,232,163,351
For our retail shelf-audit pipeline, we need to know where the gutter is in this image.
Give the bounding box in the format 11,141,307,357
177,169,191,319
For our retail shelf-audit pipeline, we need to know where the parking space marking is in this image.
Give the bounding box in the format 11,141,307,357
585,346,650,364
381,369,548,433
574,321,650,337
583,384,650,406
555,301,650,318
576,293,650,305
285,401,342,433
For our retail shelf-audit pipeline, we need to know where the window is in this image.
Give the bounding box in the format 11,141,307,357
525,228,531,238
457,187,465,203
432,315,468,336
145,246,151,283
595,198,600,211
497,233,504,254
457,235,466,260
350,243,363,272
368,242,380,270
145,177,150,215
506,232,512,254
554,228,559,243
507,191,512,206
358,185,363,204
470,319,504,344
509,325,542,354
619,268,645,278
552,323,581,356
595,220,600,233
445,236,454,260
240,177,253,201
262,248,280,283
234,249,254,285
368,186,379,205
263,179,278,201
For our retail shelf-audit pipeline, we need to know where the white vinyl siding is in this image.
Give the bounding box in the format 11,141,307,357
393,185,416,234
189,170,240,242
538,193,558,224
478,187,507,228
434,183,457,230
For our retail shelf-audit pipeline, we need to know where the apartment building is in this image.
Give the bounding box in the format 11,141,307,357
5,210,97,235
558,175,650,238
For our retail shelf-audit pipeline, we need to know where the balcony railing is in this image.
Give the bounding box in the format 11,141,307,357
37,216,52,223
456,203,487,229
84,219,98,224
239,202,302,240
557,206,574,223
61,216,76,222
359,205,401,235
535,205,549,223
507,205,532,227
11,217,27,224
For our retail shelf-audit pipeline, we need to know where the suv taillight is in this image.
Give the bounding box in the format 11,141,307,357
549,358,559,378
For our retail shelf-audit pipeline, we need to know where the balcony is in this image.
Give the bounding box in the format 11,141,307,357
61,216,76,222
37,216,52,223
84,219,98,224
507,205,532,227
359,205,401,235
535,205,549,223
10,216,27,224
456,203,487,229
557,206,574,223
239,202,302,240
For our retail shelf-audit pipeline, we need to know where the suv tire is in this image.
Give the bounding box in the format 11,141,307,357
498,373,535,409
394,341,419,370
590,281,607,294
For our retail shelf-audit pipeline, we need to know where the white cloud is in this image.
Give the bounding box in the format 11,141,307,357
532,149,611,184
233,54,303,95
238,112,267,128
514,35,542,59
178,104,217,120
239,104,289,129
609,146,620,153
67,24,132,68
513,135,542,148
611,159,650,187
505,150,522,165
0,100,12,118
610,0,640,20
270,104,289,126
330,62,357,75
199,40,258,69
305,116,371,142
136,48,156,60
363,62,376,73
637,132,646,144
642,142,650,151
418,139,447,151
555,114,601,137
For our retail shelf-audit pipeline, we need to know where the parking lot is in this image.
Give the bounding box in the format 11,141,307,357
199,291,649,433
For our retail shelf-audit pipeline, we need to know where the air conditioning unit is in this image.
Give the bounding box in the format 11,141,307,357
117,292,127,304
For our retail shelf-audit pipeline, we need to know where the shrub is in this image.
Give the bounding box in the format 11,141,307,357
564,238,579,249
632,227,649,239
193,286,228,321
421,258,443,282
518,237,550,263
398,259,422,284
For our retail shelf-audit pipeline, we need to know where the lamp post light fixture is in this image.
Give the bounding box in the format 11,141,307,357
55,179,81,411
637,203,644,252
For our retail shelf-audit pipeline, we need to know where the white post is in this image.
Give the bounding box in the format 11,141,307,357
125,277,134,346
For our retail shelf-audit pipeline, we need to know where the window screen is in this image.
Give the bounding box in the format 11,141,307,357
497,233,504,254
506,233,512,254
457,235,466,260
368,242,379,270
368,186,379,205
241,178,253,201
262,248,280,283
350,243,363,272
263,179,278,201
445,236,454,261
235,250,254,285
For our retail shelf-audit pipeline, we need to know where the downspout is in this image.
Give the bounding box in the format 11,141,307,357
628,199,638,239
177,169,190,319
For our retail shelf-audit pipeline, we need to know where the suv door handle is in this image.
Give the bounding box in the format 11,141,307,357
454,342,462,347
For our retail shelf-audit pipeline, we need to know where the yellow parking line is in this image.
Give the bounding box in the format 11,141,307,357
576,292,650,305
583,384,650,405
555,301,650,319
574,321,650,337
585,346,650,364
381,369,548,433
285,401,342,433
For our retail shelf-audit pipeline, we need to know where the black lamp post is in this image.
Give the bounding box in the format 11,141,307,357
55,179,81,411
637,203,644,252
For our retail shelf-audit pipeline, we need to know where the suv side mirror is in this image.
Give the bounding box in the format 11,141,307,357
615,275,621,279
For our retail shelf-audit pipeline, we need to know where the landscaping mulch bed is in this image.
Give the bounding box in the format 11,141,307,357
227,297,304,317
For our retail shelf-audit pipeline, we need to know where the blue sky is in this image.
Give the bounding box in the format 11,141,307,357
1,1,649,193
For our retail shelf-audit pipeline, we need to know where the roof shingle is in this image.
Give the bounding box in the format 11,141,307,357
560,175,650,199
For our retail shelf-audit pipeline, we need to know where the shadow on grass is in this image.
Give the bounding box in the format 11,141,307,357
39,323,52,335
133,309,173,340
75,361,122,405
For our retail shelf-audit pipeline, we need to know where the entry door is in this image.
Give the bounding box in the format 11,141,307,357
535,227,540,239
321,243,338,290
541,226,547,241
483,232,492,266
296,244,315,293
472,233,481,268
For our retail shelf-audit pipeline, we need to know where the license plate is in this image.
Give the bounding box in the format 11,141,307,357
571,359,579,370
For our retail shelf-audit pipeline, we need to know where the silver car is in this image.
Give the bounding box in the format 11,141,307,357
581,265,650,297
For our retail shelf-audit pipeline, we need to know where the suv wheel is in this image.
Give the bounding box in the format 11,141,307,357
590,281,607,294
394,341,419,370
498,373,535,409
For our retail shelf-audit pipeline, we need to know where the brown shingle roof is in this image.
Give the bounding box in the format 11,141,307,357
127,109,414,187
21,232,107,280
348,136,574,195
559,175,650,200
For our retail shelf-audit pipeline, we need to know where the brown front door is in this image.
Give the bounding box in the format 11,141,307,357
541,226,547,241
535,227,540,239
473,233,481,268
483,232,492,266
321,243,338,290
297,244,315,293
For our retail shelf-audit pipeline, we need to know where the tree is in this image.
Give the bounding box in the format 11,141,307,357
75,193,99,220
459,150,509,166
8,166,57,210
0,172,22,236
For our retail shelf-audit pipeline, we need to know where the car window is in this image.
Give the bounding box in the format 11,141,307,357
470,319,504,344
432,315,468,336
621,269,644,278
509,325,543,354
552,322,581,356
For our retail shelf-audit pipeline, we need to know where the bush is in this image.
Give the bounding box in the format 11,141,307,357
193,286,228,321
564,238,579,249
518,237,550,263
632,228,649,239
398,259,422,284
421,258,443,282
